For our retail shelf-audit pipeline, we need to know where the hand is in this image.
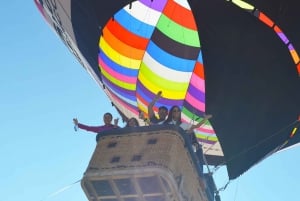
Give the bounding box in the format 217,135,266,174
114,118,119,126
203,114,212,120
192,114,212,130
73,118,78,125
149,91,162,107
155,91,162,100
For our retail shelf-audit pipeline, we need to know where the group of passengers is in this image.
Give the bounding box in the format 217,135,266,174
147,91,212,130
73,91,212,174
73,91,211,134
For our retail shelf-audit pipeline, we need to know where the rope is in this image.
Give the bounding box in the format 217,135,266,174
233,178,239,201
40,179,81,201
217,119,299,168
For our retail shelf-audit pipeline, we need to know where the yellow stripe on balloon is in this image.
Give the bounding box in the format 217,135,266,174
143,52,192,82
195,133,218,142
290,127,298,137
137,100,148,114
100,37,141,69
140,62,189,91
138,71,187,99
138,64,188,99
232,0,254,10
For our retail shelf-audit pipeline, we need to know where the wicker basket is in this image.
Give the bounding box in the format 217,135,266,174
81,125,210,201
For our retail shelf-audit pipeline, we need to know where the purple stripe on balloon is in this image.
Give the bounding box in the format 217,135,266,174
140,0,167,12
106,87,139,111
102,76,136,98
276,32,289,44
288,44,295,51
186,84,205,103
197,138,217,145
136,81,183,106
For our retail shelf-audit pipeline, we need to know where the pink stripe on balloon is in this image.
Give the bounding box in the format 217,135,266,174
185,92,205,111
99,58,137,84
190,74,205,92
196,127,216,134
34,0,45,17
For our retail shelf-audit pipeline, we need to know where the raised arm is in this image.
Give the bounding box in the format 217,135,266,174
147,91,162,119
73,118,104,133
187,114,212,133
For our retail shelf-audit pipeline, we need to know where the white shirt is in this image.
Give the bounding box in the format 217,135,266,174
179,122,192,131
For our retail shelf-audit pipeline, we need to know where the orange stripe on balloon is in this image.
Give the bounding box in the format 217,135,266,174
193,62,205,79
273,25,282,34
163,0,197,30
103,26,145,60
105,18,149,50
258,12,274,28
290,50,300,64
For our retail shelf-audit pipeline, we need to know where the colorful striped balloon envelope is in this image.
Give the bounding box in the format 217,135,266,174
35,0,300,179
98,0,222,160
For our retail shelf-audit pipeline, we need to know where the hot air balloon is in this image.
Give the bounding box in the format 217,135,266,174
34,0,300,200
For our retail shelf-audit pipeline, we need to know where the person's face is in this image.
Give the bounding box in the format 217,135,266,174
128,118,137,127
158,108,168,120
103,114,112,125
172,107,181,120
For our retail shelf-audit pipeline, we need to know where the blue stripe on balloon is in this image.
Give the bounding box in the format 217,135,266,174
114,8,155,39
197,50,203,63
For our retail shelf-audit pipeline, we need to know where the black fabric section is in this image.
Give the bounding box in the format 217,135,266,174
70,0,134,79
43,0,300,180
204,155,224,167
244,0,300,55
188,0,300,180
151,28,200,60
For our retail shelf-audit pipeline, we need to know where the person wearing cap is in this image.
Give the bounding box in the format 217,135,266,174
147,91,168,125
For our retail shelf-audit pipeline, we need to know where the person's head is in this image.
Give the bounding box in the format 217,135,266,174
158,106,168,120
170,106,181,121
103,112,113,125
126,117,140,127
164,105,181,125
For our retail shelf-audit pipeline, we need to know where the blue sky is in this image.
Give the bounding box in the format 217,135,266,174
1,1,299,201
